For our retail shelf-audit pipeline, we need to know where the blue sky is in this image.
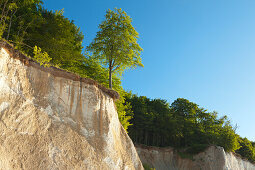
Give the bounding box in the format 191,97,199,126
43,0,255,141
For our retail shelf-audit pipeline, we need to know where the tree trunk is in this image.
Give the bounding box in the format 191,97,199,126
6,9,16,40
109,67,112,89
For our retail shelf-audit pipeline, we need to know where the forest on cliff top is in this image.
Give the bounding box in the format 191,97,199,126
0,0,254,163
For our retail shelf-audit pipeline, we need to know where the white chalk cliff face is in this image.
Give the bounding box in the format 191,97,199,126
136,145,255,170
0,42,143,170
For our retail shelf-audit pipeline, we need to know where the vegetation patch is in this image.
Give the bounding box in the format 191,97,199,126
143,163,155,170
177,151,194,161
185,144,210,155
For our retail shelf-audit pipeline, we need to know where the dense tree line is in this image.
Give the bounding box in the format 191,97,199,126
125,94,255,162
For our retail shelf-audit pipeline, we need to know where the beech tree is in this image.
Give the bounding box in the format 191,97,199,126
87,8,143,89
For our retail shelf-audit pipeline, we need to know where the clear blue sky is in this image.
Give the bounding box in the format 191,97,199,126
43,0,255,141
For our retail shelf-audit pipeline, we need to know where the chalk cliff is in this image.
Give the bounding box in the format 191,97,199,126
136,145,255,170
0,41,143,170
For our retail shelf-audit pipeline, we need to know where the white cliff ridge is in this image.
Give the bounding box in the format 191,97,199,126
136,145,255,170
0,41,143,170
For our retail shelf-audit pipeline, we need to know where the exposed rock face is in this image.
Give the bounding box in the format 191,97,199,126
0,42,143,170
136,145,255,170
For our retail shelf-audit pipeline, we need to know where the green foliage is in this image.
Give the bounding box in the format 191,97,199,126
127,95,255,162
33,46,51,67
143,164,155,170
217,124,240,152
126,94,174,146
87,8,143,88
186,144,209,155
0,0,18,37
116,91,134,131
0,0,42,41
236,138,255,163
24,8,84,67
126,96,241,153
177,152,194,160
0,0,83,68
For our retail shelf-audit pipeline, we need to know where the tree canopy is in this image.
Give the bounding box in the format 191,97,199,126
0,0,83,67
125,94,254,159
87,8,143,89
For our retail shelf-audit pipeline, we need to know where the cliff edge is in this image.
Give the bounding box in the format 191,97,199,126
0,41,143,170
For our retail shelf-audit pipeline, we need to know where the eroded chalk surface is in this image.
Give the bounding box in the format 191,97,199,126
0,46,143,170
